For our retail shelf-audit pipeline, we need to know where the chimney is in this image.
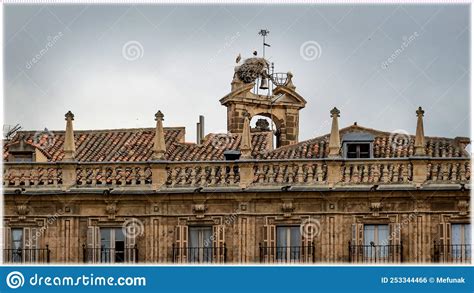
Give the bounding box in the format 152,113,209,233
196,115,205,144
328,107,341,158
63,111,76,161
153,110,166,160
414,106,426,156
196,122,201,144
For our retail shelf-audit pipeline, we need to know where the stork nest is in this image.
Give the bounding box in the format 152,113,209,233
236,58,269,83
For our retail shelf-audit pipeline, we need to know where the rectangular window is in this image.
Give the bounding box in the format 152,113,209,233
100,228,125,263
276,226,301,262
363,224,389,261
12,153,33,162
11,228,23,263
452,224,471,260
188,226,213,263
346,143,371,158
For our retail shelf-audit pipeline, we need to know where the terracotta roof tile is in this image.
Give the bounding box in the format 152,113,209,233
4,128,185,162
4,128,274,162
265,124,469,159
3,124,468,162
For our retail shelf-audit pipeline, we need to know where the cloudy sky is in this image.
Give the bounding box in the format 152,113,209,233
4,4,470,143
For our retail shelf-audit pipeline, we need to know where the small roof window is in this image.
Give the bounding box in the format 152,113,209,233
7,140,36,162
223,150,241,160
342,132,374,159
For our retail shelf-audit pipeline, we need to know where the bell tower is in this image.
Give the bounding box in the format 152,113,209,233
220,57,306,147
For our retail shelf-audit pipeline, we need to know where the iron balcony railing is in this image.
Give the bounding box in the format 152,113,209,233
433,242,471,263
349,242,403,263
3,246,50,263
171,244,227,264
259,243,315,263
82,245,138,264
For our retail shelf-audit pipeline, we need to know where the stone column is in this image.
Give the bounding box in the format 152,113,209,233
412,107,427,186
241,112,252,159
63,111,76,161
62,111,77,189
151,111,167,190
414,107,426,156
153,110,166,160
328,107,341,158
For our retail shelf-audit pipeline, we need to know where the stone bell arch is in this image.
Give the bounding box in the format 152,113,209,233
220,57,306,147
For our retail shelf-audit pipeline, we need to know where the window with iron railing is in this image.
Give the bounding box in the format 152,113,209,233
84,226,138,263
259,225,315,264
172,225,226,264
3,227,50,263
350,223,402,263
434,223,471,263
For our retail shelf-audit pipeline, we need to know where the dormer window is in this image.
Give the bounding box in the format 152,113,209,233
346,143,370,158
7,140,35,162
342,133,374,159
11,153,34,162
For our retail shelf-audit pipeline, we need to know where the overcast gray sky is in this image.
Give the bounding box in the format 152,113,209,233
4,4,470,143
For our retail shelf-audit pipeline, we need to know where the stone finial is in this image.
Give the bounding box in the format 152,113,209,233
155,110,164,121
241,113,252,159
65,111,74,120
285,71,296,90
153,110,166,160
330,107,340,117
414,106,426,156
63,110,76,161
328,107,341,158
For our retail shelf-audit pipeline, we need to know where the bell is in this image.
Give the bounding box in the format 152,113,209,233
259,77,269,90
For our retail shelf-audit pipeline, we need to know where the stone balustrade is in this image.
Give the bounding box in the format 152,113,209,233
252,160,327,184
165,161,240,187
76,163,152,187
341,160,413,184
3,163,62,187
3,158,470,190
426,160,471,182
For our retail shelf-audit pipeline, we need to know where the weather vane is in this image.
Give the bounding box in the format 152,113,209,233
258,29,271,58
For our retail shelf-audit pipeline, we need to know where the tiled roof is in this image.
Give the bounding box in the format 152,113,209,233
3,124,468,162
3,128,185,162
166,131,272,161
264,124,469,159
3,128,274,162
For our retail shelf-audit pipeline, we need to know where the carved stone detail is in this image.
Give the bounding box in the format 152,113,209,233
458,200,469,216
282,201,294,217
193,204,207,218
16,203,30,220
369,202,383,217
105,200,118,219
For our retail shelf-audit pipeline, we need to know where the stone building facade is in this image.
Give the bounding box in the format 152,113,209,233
2,56,471,264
